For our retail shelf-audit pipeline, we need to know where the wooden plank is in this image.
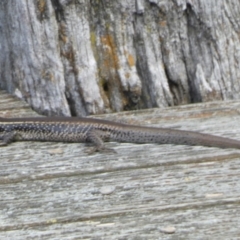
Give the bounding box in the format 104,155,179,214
0,90,39,118
0,91,240,238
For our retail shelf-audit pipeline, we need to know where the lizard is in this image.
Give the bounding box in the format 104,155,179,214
0,117,240,152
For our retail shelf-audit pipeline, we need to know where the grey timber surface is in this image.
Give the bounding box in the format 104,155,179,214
1,91,240,239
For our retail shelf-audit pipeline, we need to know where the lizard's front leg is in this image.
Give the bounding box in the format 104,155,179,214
86,129,116,154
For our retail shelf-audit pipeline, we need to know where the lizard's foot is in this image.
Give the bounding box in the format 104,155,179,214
85,146,116,155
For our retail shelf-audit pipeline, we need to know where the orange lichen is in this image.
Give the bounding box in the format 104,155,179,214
124,50,135,67
127,53,135,67
37,0,46,14
101,34,119,70
159,21,167,27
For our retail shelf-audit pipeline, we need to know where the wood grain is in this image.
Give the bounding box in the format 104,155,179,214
0,91,240,238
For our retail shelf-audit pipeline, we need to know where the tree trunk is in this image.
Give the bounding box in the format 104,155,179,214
0,0,240,116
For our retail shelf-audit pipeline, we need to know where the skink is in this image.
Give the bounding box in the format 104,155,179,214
0,117,240,152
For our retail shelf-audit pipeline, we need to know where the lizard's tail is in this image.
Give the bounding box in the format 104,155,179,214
113,125,240,149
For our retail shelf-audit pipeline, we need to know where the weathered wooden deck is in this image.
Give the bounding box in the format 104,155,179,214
1,90,240,239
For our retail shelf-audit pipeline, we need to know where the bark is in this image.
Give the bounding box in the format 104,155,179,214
0,0,240,116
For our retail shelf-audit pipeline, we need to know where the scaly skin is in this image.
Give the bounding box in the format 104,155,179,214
0,117,240,152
